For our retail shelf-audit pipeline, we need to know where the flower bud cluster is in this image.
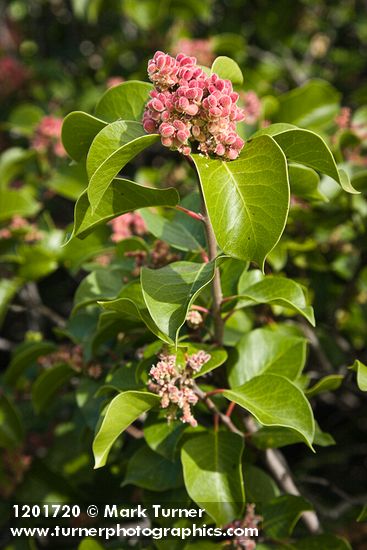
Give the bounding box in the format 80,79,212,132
241,91,261,125
0,216,43,242
148,350,211,427
32,116,66,158
143,51,245,160
109,212,147,242
227,503,262,550
173,38,215,67
186,309,204,329
0,56,28,98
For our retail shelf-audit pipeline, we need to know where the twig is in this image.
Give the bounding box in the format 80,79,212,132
175,205,205,221
38,305,66,328
126,425,144,439
194,384,243,436
244,416,322,534
202,208,224,345
296,320,333,373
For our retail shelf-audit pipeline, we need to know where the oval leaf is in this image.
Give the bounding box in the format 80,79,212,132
141,260,217,345
71,179,179,240
228,327,307,387
211,56,243,85
32,363,75,414
87,121,159,211
191,135,290,268
181,432,244,525
62,111,107,162
236,270,315,325
253,124,358,194
93,390,159,468
95,80,153,122
223,374,315,449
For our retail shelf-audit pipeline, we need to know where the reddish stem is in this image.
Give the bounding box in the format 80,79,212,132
175,205,204,222
225,402,236,417
205,388,225,397
191,304,210,314
214,413,219,432
200,249,210,263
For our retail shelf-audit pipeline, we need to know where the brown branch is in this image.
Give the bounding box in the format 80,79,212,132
202,208,224,345
244,416,322,534
194,384,243,437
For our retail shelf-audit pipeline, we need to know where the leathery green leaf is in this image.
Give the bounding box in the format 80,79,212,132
223,374,315,449
86,120,159,211
61,111,107,162
141,260,217,345
93,391,159,468
95,80,153,122
191,135,290,269
70,178,179,240
181,431,244,525
253,124,358,194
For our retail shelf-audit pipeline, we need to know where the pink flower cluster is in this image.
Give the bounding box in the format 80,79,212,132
148,350,211,427
242,91,262,125
32,116,66,158
143,51,245,160
0,56,28,98
109,212,147,242
0,216,42,242
173,39,214,67
227,504,262,549
107,76,124,88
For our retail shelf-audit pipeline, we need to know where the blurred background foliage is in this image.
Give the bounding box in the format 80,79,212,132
1,0,367,549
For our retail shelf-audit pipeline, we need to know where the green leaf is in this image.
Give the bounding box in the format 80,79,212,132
87,120,144,178
8,103,44,136
191,135,290,268
61,111,107,162
251,422,334,449
140,209,202,252
0,394,24,449
0,188,40,221
357,504,367,522
244,464,279,504
273,79,341,130
228,327,307,387
99,281,172,343
291,535,352,549
349,360,367,391
0,278,22,328
236,271,315,325
47,163,88,201
253,124,358,194
0,147,35,188
211,56,243,85
71,179,179,240
141,261,217,345
122,445,183,491
223,374,315,449
181,432,244,525
86,120,159,211
144,414,187,460
289,163,326,202
263,495,313,540
306,374,344,397
5,341,56,386
92,391,159,468
32,363,75,414
78,538,105,550
95,80,153,122
18,245,58,281
73,268,126,313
